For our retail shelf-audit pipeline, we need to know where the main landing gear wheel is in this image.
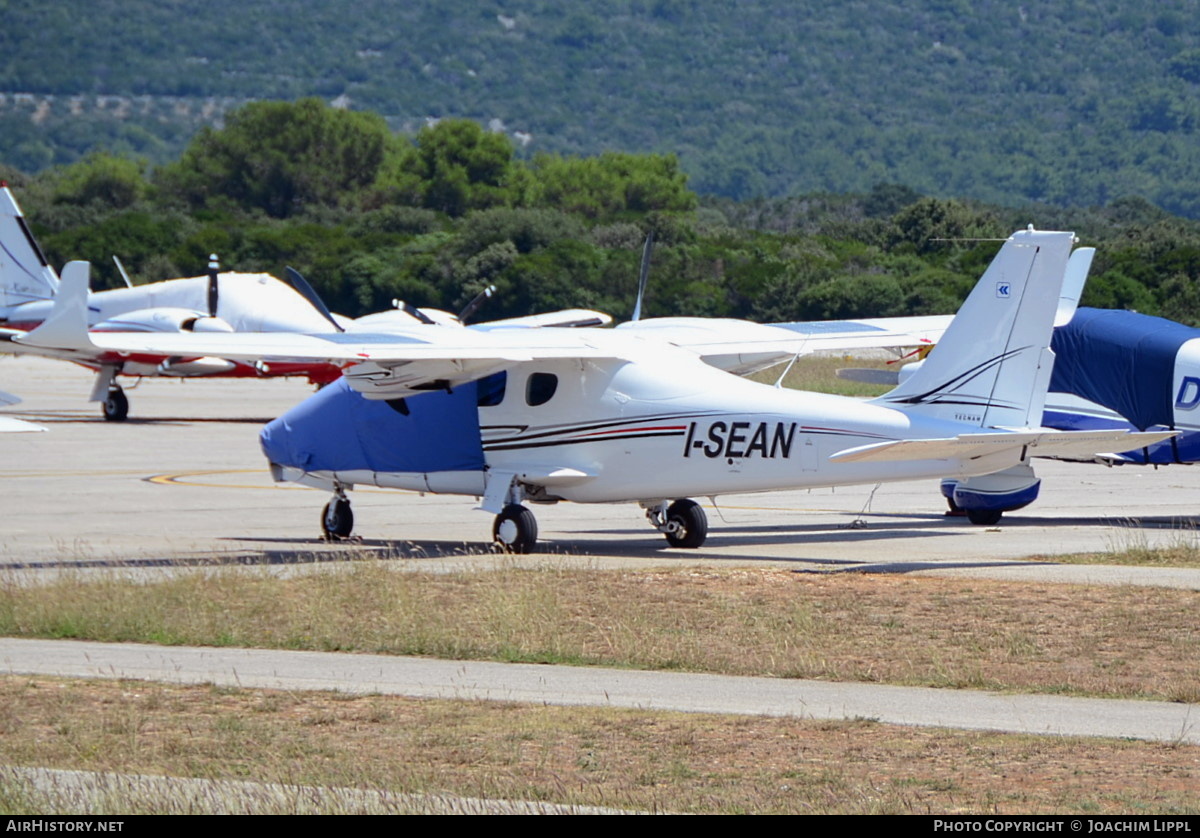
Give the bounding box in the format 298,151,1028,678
965,508,1003,526
102,386,128,422
665,499,707,548
321,497,354,539
493,504,537,553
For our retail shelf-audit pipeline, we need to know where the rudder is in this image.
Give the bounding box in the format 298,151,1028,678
874,229,1075,430
0,186,59,313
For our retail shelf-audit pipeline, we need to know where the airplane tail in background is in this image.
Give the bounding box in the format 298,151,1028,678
874,229,1075,430
0,186,59,313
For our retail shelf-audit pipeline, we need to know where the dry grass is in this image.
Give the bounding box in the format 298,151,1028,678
1,566,1196,701
1038,548,1200,569
0,676,1195,815
1039,527,1200,569
748,354,896,397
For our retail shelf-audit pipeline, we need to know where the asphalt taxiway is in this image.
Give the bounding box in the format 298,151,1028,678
3,355,1200,586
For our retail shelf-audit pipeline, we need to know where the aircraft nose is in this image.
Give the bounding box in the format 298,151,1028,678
259,378,485,473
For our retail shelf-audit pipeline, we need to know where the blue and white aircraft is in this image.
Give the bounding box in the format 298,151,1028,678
935,306,1200,522
17,229,1172,550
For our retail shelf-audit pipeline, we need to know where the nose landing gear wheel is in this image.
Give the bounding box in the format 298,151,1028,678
321,497,354,539
664,499,707,548
102,386,128,421
493,504,537,553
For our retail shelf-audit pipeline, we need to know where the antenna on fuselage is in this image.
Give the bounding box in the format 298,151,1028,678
112,255,134,288
631,231,654,322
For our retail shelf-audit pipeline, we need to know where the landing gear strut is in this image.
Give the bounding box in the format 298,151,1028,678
102,385,128,421
493,504,537,553
646,498,708,548
321,488,354,539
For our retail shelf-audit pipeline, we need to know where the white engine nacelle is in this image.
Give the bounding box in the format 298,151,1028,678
90,307,236,334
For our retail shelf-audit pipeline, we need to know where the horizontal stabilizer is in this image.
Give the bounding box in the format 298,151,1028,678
830,428,1178,464
0,416,45,433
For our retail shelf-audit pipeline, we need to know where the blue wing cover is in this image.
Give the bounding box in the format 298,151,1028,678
1050,307,1196,431
260,378,485,473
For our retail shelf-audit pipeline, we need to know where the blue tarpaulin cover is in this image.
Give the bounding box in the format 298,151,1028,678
260,377,485,473
1050,307,1197,431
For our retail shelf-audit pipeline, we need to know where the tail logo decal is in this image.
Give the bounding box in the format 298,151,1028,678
884,346,1028,409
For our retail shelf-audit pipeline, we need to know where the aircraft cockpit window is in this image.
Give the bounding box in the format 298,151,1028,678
526,372,558,406
477,371,507,407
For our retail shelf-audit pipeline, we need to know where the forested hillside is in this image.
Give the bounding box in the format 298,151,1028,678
4,1,1200,214
8,100,1200,330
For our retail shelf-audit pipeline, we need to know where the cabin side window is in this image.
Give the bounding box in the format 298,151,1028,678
525,372,558,406
477,371,507,407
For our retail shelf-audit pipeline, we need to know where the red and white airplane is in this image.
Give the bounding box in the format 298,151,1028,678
0,186,354,419
0,186,618,421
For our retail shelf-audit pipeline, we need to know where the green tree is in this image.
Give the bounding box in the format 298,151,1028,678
158,98,400,218
50,152,148,209
529,152,697,220
394,119,519,217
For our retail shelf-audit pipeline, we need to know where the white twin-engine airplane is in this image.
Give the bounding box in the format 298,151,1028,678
0,186,596,421
14,228,1175,551
0,186,351,420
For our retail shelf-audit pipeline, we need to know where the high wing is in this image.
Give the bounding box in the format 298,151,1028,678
616,313,952,374
15,241,1094,400
616,246,1095,375
16,262,622,399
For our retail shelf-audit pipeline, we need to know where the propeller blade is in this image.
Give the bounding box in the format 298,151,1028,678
399,300,437,325
284,267,345,332
631,232,654,322
458,284,496,324
207,254,219,318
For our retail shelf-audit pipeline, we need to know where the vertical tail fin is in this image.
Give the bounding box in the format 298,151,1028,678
874,228,1076,429
0,186,59,313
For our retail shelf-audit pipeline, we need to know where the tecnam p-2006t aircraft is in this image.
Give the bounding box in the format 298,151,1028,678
15,229,1173,550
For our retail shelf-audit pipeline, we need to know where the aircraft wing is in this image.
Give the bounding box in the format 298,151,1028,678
829,428,1179,465
616,247,1095,375
616,314,951,374
14,262,623,398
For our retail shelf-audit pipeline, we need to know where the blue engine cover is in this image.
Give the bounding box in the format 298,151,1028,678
940,479,1041,512
260,378,485,473
1050,307,1197,431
